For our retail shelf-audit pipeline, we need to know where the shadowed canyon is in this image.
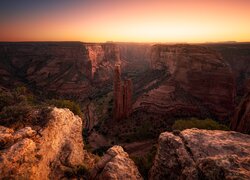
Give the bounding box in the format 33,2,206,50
1,42,250,179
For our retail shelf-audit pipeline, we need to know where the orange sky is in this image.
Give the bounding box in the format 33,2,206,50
0,0,250,42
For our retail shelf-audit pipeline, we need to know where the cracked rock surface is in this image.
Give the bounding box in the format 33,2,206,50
90,145,143,180
0,107,90,179
149,129,250,180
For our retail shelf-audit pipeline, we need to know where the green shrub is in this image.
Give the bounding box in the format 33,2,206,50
47,99,83,117
172,118,229,131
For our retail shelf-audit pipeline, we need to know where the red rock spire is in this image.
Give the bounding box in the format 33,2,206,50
113,64,133,120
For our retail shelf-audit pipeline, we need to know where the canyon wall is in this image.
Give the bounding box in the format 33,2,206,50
231,92,250,134
118,43,151,73
206,43,250,96
0,42,120,98
134,44,235,120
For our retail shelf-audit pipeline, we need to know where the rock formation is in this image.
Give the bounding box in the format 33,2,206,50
90,145,142,180
231,92,250,134
149,129,250,180
134,44,235,120
113,64,133,120
0,107,94,179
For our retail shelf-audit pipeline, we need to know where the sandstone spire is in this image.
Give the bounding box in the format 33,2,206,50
113,64,133,120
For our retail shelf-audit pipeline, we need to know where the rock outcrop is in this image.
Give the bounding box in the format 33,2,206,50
90,145,142,180
0,107,91,179
134,44,235,120
231,92,250,134
149,129,250,180
113,64,133,120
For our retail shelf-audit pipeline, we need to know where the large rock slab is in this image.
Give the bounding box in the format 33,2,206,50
0,107,87,179
90,145,143,180
149,129,250,180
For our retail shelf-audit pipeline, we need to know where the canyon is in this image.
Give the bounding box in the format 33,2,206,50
0,42,250,179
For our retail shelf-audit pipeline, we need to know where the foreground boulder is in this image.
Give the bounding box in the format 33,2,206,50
0,107,89,179
90,145,142,180
149,129,250,180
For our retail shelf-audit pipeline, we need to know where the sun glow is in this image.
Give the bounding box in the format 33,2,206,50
0,0,250,42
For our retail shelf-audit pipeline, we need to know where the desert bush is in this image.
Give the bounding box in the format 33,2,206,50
0,90,14,110
92,146,110,156
131,145,157,179
172,118,229,131
47,99,83,117
64,165,89,179
0,103,32,126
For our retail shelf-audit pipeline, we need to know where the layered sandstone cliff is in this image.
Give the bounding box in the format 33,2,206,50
206,43,250,96
134,44,235,120
150,129,250,180
231,92,250,134
0,42,120,98
0,107,93,179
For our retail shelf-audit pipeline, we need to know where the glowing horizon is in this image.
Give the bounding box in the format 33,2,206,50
1,0,250,43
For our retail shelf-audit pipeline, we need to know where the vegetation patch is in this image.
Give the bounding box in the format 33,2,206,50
64,165,89,179
47,99,83,117
0,86,84,128
172,118,229,131
131,145,157,179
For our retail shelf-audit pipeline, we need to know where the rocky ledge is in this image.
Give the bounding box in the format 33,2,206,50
149,129,250,180
0,107,92,179
90,145,142,180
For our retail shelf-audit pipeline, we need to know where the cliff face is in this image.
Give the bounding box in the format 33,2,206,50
0,42,120,98
118,43,151,73
150,129,250,180
206,43,250,96
0,107,90,179
134,44,235,120
231,92,250,134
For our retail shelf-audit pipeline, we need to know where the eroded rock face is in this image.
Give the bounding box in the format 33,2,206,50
206,43,250,96
134,44,235,120
149,129,250,180
90,145,142,180
0,107,88,179
231,92,250,134
0,42,120,98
